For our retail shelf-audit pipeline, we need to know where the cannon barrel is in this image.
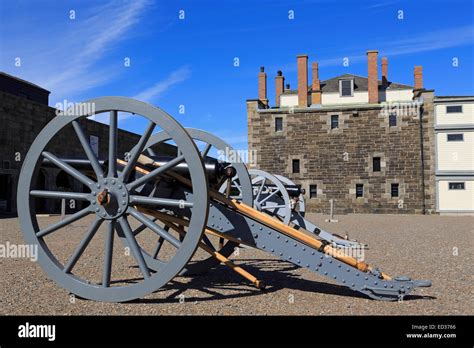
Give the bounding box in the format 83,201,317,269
259,183,305,197
41,155,230,183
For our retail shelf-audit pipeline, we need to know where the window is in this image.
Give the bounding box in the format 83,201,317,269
309,185,317,198
389,114,397,127
391,183,399,198
292,159,300,174
447,134,463,142
275,117,283,132
446,105,463,113
355,184,364,198
373,157,381,172
331,115,339,129
340,80,353,97
449,182,465,190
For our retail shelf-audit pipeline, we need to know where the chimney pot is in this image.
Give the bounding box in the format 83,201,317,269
311,62,321,105
414,66,423,90
366,50,379,104
258,67,268,106
275,71,285,107
260,66,264,72
286,84,290,90
381,57,388,87
297,55,309,107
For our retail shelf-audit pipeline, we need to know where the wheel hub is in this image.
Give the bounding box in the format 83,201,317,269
91,177,129,220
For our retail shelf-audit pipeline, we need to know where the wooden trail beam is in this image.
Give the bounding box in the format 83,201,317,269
125,156,392,280
155,215,265,290
138,207,255,248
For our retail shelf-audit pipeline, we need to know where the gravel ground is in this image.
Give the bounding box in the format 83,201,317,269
0,213,472,315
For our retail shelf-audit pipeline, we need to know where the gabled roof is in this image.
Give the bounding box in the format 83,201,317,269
320,74,413,92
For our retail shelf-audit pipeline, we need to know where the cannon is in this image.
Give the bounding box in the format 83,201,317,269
17,96,431,302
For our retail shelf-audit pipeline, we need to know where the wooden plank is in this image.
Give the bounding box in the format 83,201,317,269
159,219,265,289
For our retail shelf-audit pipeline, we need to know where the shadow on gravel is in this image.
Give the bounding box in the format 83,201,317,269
125,258,435,304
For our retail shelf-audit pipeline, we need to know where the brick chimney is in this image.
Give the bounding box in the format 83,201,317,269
414,66,423,90
381,57,388,87
258,66,268,106
311,62,322,105
275,70,284,107
366,50,379,104
297,55,309,107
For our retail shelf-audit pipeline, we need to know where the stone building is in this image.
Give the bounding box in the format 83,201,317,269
247,50,441,214
0,72,173,215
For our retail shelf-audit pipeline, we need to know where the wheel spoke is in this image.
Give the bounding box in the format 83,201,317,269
72,120,104,179
201,143,212,157
126,155,185,191
42,151,94,187
235,183,243,194
102,220,115,287
118,217,150,279
129,195,193,208
146,147,157,157
36,207,91,238
262,204,287,210
108,111,118,177
30,190,90,201
255,179,265,202
132,217,158,236
121,121,156,182
128,208,181,248
202,234,216,251
63,218,103,273
259,188,280,205
152,236,165,259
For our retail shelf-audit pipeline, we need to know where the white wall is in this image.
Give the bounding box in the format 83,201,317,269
383,89,413,102
321,91,368,105
320,89,412,105
280,94,298,107
436,103,474,126
436,131,474,171
437,180,474,211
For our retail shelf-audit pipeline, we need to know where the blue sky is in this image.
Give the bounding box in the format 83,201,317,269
0,0,473,150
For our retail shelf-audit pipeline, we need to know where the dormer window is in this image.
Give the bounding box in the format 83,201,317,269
339,79,354,97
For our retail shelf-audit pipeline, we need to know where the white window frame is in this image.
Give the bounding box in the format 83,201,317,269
339,79,354,97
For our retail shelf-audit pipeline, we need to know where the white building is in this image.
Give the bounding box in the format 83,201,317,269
434,96,474,213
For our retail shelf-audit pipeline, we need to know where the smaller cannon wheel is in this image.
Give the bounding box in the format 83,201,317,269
275,174,306,217
128,128,253,275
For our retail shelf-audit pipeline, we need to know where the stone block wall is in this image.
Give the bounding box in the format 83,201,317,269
247,99,436,214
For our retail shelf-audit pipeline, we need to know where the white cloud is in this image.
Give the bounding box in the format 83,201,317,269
269,25,474,72
384,25,474,56
132,66,192,103
0,0,150,103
